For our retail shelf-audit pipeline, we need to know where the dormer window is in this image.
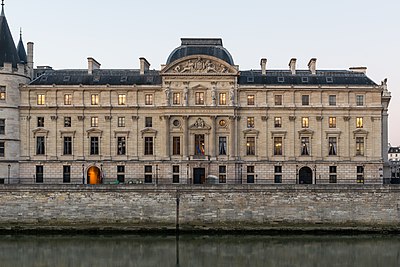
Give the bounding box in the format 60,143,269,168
63,76,70,82
247,76,254,83
301,77,309,83
326,77,333,83
278,77,285,83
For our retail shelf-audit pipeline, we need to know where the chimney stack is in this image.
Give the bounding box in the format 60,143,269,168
260,58,267,75
308,58,317,75
88,57,101,75
349,67,367,74
289,58,297,75
27,42,34,79
140,57,150,75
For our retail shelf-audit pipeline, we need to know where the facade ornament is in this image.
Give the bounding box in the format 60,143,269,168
50,116,58,121
183,86,189,106
343,116,351,121
289,116,296,121
164,87,171,106
172,57,231,74
316,116,323,121
229,86,235,105
194,118,205,128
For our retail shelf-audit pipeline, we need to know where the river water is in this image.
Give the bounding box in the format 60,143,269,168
0,234,399,267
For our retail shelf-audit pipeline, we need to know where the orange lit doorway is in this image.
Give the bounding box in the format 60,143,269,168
87,166,101,184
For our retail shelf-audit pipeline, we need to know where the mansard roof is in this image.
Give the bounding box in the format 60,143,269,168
0,5,20,68
389,147,400,153
166,38,235,66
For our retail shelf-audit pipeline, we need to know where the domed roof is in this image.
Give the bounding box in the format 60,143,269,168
166,38,234,65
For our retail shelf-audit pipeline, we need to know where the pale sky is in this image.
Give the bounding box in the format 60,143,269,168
5,0,400,146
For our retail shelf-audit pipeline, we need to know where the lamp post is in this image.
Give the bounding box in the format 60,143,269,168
239,164,243,184
100,164,103,184
82,164,85,184
7,164,11,184
314,165,317,184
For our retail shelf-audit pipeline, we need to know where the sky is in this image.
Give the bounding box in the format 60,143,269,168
4,0,400,146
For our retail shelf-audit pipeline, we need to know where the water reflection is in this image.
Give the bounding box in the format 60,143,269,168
0,234,399,267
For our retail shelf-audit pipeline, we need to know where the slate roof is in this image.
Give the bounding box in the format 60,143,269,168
389,147,400,154
0,5,20,68
166,38,235,65
17,32,27,64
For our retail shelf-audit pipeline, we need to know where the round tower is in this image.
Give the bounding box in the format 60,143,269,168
0,2,31,183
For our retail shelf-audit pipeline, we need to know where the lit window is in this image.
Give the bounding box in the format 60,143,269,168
329,117,336,128
219,165,227,183
195,92,204,105
301,137,310,155
64,94,72,105
90,137,99,155
246,137,255,155
356,117,363,128
219,93,226,105
274,137,282,155
91,117,98,127
118,117,125,127
117,137,126,155
0,86,5,100
329,137,337,156
144,137,153,155
145,94,153,105
64,117,71,127
91,94,99,105
356,165,364,183
173,93,180,105
274,117,282,128
329,95,336,106
302,95,309,105
356,137,364,156
275,95,282,105
247,95,255,105
37,94,46,105
247,117,255,128
356,95,364,106
118,94,126,105
194,134,205,155
302,117,309,128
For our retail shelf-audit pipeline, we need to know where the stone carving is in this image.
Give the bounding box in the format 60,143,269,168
194,118,205,128
172,57,231,74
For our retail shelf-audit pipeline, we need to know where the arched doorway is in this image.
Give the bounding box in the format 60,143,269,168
87,166,101,184
299,166,313,184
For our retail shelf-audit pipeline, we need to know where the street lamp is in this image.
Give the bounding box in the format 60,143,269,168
240,164,243,184
82,164,85,184
100,164,103,184
314,165,317,184
7,164,11,184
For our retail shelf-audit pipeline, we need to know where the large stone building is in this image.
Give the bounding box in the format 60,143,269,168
0,3,392,184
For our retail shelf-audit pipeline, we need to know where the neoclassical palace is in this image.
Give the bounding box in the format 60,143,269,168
0,4,392,184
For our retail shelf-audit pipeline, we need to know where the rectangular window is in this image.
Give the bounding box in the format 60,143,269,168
302,95,309,105
329,117,336,128
145,117,152,128
219,165,227,183
329,95,336,106
329,166,337,183
246,137,255,155
173,93,180,105
37,94,46,105
0,86,5,100
63,136,72,155
247,166,255,183
91,94,99,105
356,95,364,106
302,117,309,128
36,165,44,183
145,94,153,105
356,137,364,156
0,119,4,134
274,117,282,128
118,94,126,105
247,117,255,128
195,92,204,105
275,95,282,105
219,93,226,105
356,117,363,128
247,95,255,105
117,165,125,183
91,117,98,127
173,136,181,155
117,137,126,155
0,141,4,157
328,137,337,156
172,165,180,183
274,137,282,155
64,94,72,105
37,117,44,127
144,137,154,155
219,136,227,155
301,137,310,156
118,117,125,127
194,134,205,155
274,165,282,183
144,165,152,183
63,165,71,183
90,136,99,155
64,117,71,127
36,136,45,155
357,165,364,183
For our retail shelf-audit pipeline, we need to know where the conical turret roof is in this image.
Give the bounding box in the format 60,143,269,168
17,29,27,64
0,3,20,68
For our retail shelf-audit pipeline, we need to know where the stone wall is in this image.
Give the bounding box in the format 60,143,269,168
0,184,399,232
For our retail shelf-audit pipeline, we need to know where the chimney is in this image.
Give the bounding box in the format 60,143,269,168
308,58,317,75
349,67,367,74
260,58,267,75
27,42,34,79
140,57,150,75
289,58,297,75
87,57,101,75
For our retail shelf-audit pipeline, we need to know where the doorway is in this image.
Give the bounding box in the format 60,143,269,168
193,168,205,184
87,166,101,184
299,166,313,184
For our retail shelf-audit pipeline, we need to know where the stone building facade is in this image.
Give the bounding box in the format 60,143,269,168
0,4,392,184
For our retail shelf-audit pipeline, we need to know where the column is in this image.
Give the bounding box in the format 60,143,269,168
183,116,189,159
164,116,170,159
229,116,236,160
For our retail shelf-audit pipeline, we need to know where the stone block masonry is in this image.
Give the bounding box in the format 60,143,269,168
0,185,399,232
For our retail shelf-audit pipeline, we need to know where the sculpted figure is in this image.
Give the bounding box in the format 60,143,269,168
181,60,194,73
205,60,216,73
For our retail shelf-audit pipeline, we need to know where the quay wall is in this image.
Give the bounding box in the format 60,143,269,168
0,185,399,232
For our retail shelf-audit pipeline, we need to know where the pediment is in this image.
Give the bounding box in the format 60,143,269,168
86,128,103,137
189,118,211,130
141,128,158,137
161,55,238,75
243,129,260,136
59,130,76,138
298,129,314,138
32,128,49,137
353,129,369,138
